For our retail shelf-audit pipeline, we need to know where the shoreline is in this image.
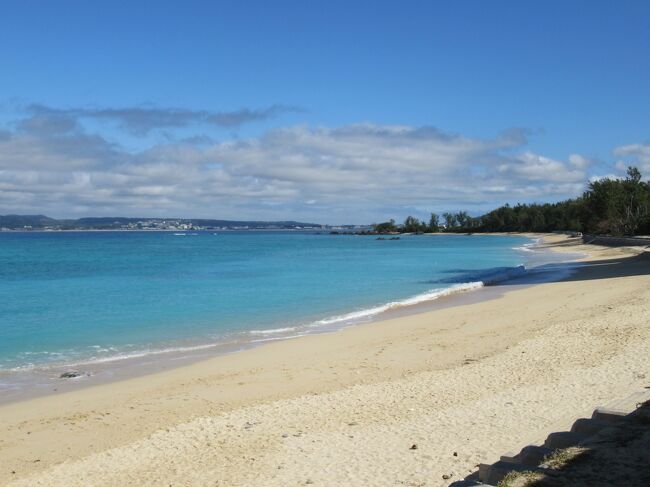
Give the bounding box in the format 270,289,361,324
0,233,565,405
1,234,648,486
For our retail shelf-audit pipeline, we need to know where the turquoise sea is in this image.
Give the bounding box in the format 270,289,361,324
0,231,563,395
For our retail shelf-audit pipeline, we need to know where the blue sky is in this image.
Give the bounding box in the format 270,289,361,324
1,0,649,223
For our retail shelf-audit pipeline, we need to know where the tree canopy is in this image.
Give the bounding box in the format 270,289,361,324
374,167,649,236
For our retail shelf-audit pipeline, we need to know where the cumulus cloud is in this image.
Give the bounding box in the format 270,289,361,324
0,113,597,222
568,154,593,169
0,117,121,171
613,143,650,174
201,125,588,208
497,152,586,183
26,103,302,135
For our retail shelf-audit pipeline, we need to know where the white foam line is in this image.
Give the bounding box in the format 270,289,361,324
7,341,236,372
311,281,486,328
3,264,534,374
248,326,298,335
249,334,306,343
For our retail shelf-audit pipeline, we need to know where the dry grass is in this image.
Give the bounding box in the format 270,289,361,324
497,470,545,487
541,446,588,469
496,401,650,487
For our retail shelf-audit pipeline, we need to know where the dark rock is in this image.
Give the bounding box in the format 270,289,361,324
410,444,418,450
59,371,83,379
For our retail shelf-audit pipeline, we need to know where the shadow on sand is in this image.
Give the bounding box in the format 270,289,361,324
452,398,650,486
498,251,650,287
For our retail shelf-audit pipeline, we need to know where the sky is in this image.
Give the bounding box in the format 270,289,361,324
1,0,649,224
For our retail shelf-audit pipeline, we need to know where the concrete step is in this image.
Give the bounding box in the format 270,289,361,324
570,417,612,436
591,407,628,423
543,431,587,449
603,390,650,411
501,445,554,466
452,391,650,487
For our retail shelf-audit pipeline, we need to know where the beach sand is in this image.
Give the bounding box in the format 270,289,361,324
1,234,648,486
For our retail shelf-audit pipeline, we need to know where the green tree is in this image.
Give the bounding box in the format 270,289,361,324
442,212,456,230
428,213,440,232
372,219,397,233
583,167,649,235
402,215,425,233
621,167,649,235
455,211,469,229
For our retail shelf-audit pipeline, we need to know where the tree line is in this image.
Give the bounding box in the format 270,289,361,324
372,167,650,236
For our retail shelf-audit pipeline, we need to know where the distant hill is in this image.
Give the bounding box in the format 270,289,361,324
0,214,59,228
0,215,323,230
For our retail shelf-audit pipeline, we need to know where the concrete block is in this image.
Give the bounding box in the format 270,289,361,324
543,431,586,449
591,407,628,423
500,444,552,466
517,445,554,466
570,418,611,436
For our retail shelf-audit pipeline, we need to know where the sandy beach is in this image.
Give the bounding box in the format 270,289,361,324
1,234,649,486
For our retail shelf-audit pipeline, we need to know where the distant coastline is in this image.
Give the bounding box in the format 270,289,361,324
0,214,369,232
1,228,336,233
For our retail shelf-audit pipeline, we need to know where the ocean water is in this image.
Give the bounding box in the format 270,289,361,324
0,231,547,378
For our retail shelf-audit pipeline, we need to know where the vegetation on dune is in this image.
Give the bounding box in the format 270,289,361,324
374,167,650,236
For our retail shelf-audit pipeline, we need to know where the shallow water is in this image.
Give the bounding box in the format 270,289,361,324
0,231,570,396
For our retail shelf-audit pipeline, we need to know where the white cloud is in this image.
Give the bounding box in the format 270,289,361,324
613,143,650,174
0,114,601,222
589,174,623,183
568,154,592,169
497,152,586,183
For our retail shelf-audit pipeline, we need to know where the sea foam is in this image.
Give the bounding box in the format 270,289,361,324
248,264,529,337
